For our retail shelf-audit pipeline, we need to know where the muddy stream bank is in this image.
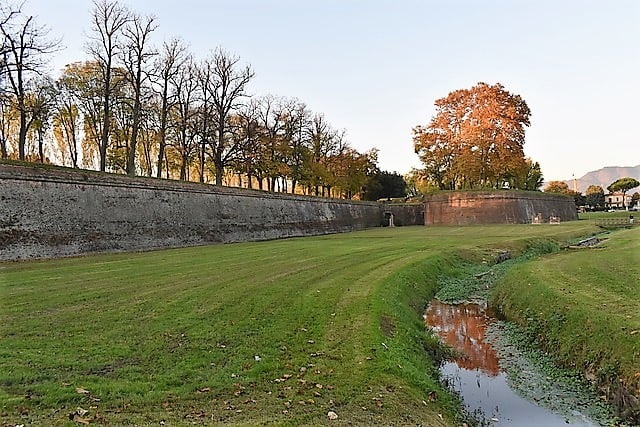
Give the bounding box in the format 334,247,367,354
425,299,615,426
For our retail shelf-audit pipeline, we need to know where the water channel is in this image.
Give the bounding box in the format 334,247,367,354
425,300,606,426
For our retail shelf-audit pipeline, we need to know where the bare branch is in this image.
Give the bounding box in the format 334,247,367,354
0,2,62,159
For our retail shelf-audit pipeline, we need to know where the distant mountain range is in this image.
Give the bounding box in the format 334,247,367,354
560,165,640,194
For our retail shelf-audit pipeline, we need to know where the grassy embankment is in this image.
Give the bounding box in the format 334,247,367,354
0,222,607,425
491,214,640,423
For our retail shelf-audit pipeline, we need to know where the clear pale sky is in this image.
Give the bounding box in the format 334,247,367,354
21,0,640,181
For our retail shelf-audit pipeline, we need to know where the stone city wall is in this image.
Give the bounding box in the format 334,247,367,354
423,191,578,225
1,165,576,260
0,164,420,260
381,203,425,227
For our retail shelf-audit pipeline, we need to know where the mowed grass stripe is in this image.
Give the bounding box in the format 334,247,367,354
1,224,605,425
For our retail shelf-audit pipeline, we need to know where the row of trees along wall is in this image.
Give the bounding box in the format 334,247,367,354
0,1,392,201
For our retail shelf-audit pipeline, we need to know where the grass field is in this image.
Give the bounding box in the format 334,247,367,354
0,220,621,425
491,224,640,422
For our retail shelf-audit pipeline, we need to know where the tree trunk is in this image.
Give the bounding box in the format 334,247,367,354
199,140,206,183
38,130,45,162
156,87,169,178
100,68,111,172
127,99,141,176
0,134,7,159
70,118,79,168
214,125,224,186
18,107,27,160
180,155,187,180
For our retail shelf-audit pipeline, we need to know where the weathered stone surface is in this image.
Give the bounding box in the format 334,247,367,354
423,191,578,225
0,165,578,261
381,203,425,227
0,164,406,260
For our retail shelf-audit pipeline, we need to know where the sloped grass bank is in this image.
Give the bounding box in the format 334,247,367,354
1,224,601,426
0,229,458,426
490,226,640,423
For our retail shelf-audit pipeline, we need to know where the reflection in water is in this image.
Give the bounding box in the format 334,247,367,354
425,300,598,427
425,301,500,375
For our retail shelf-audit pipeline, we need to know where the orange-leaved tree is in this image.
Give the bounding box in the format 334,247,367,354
544,180,571,194
413,82,532,190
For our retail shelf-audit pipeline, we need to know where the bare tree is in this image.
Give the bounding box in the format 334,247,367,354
137,107,158,176
281,99,310,194
206,48,254,185
86,0,130,171
195,57,215,183
121,12,157,176
53,75,81,167
0,94,10,158
57,61,106,170
0,2,60,160
0,2,18,159
169,58,199,180
152,38,188,178
234,99,263,188
256,95,286,191
0,3,19,158
27,75,57,162
307,113,340,196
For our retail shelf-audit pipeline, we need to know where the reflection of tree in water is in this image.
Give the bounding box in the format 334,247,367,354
425,301,500,376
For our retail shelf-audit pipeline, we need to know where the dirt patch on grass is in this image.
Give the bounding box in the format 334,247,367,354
380,315,395,338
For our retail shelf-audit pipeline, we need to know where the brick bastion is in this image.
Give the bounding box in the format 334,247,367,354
423,190,578,225
0,164,424,260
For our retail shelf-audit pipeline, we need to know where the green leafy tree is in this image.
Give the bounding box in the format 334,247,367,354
362,170,407,201
328,147,376,200
569,191,585,208
585,185,605,209
405,168,439,197
607,177,640,209
509,158,543,190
